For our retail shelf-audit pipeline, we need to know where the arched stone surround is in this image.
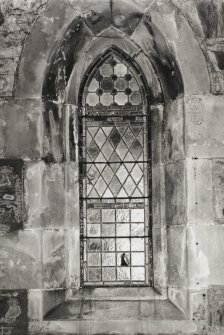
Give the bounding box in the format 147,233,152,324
10,0,212,330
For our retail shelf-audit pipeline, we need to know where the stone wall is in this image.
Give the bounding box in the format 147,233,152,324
0,0,224,334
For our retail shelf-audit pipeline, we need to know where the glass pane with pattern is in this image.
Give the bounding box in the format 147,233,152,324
80,52,152,287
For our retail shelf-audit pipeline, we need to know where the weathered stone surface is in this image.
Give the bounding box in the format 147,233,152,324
152,165,165,227
0,118,6,157
186,158,213,225
0,289,28,335
84,31,140,59
133,1,210,97
165,161,186,226
0,0,49,47
163,98,185,164
24,161,43,228
0,0,49,97
134,52,163,103
64,163,79,229
43,290,66,318
185,96,224,158
67,0,111,35
28,290,43,322
15,0,80,99
66,229,80,289
0,160,24,234
212,160,224,223
153,227,168,289
42,18,93,102
190,290,208,335
0,99,42,159
0,230,42,289
1,1,224,334
25,162,66,228
41,164,65,227
111,0,144,36
43,230,66,289
188,225,224,288
208,286,224,332
131,19,184,101
151,105,164,166
172,0,204,37
0,74,14,96
201,38,224,95
43,101,64,163
196,0,218,38
167,226,187,287
168,287,189,316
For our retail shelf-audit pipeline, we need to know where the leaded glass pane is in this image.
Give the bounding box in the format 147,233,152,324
102,267,116,281
80,51,151,287
132,267,145,281
85,55,142,108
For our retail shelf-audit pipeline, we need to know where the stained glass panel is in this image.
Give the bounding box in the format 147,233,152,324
85,55,142,109
80,52,151,286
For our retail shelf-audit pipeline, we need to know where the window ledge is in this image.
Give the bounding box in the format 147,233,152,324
68,287,167,301
44,299,186,322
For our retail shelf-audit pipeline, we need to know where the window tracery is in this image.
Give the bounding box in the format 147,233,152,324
79,51,152,286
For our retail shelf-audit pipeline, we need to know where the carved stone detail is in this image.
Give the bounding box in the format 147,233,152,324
0,161,24,234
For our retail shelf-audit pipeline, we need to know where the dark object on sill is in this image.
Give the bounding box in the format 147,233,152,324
121,253,129,266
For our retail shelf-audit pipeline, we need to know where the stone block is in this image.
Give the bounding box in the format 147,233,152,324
185,95,224,158
0,57,17,75
131,19,183,101
151,105,164,166
134,52,162,103
167,225,187,287
208,286,224,332
66,52,92,105
153,227,168,289
24,161,43,228
28,290,43,322
0,289,28,335
68,0,112,36
42,230,66,289
41,164,65,228
0,118,6,157
196,0,218,38
162,98,185,164
168,287,189,316
111,0,144,36
171,0,204,37
86,33,140,61
165,160,186,226
0,160,24,234
15,0,80,98
66,228,80,289
64,163,79,229
147,1,210,96
43,289,66,317
0,74,14,96
152,165,165,228
25,162,66,228
187,225,224,288
212,160,224,223
42,101,64,163
42,19,93,102
0,230,42,289
186,158,213,225
189,290,208,335
0,99,42,159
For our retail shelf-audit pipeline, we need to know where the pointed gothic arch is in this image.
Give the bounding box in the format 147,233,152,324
78,49,153,286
